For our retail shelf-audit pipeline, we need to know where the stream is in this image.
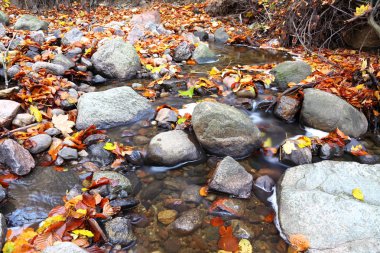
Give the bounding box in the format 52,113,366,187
2,44,380,252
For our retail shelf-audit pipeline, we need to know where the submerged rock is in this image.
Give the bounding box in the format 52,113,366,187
76,87,154,130
192,102,262,158
0,139,35,175
14,15,49,31
105,217,136,246
93,171,132,194
42,242,87,253
0,100,20,127
146,130,204,166
87,142,115,167
301,89,368,137
158,209,178,225
91,38,141,79
209,156,253,198
172,209,204,235
271,61,311,90
192,43,217,64
252,175,275,204
276,161,380,253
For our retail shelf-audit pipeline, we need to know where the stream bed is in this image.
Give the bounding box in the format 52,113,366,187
1,45,380,252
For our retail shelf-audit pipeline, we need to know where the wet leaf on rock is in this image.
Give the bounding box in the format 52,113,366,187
352,187,364,201
239,239,253,253
289,234,310,252
282,140,297,154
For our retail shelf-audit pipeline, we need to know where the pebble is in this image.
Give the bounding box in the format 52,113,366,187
158,209,178,225
45,127,61,136
172,209,204,235
58,147,78,160
27,134,52,154
12,113,35,127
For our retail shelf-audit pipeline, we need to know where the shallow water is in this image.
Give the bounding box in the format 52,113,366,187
1,45,378,252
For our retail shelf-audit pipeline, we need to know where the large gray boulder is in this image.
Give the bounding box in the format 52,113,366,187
91,38,141,79
76,87,154,130
0,139,35,175
192,102,262,158
14,15,49,31
0,100,20,127
0,11,9,25
42,242,87,253
301,89,368,137
276,161,380,253
146,130,204,166
271,61,312,90
209,156,253,198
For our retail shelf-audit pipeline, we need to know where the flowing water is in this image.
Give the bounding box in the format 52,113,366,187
2,45,379,252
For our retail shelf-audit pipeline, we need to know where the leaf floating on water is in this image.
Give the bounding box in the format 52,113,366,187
289,234,310,252
352,188,364,201
29,105,42,123
282,140,297,155
263,137,272,148
239,239,253,253
218,226,239,252
210,216,224,227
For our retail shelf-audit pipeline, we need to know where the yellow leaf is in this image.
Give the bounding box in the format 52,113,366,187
103,142,117,151
81,188,88,192
263,137,272,148
151,66,162,73
76,209,87,215
352,188,364,201
355,4,370,16
209,67,220,75
72,229,94,238
355,84,365,90
2,242,15,253
29,105,42,122
297,136,312,148
84,48,92,56
282,140,297,155
239,239,252,253
80,11,85,17
37,215,66,233
145,64,153,71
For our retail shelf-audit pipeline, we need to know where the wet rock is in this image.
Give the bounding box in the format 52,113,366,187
83,134,109,146
0,100,20,127
140,181,163,201
30,31,45,45
274,96,301,122
192,43,217,64
110,197,140,211
58,147,78,160
87,142,115,167
91,38,141,79
52,54,75,71
181,184,202,204
93,171,132,194
172,209,204,235
319,143,343,160
344,138,367,154
271,61,311,90
155,108,178,125
194,30,209,41
32,62,65,76
301,89,368,137
92,74,107,85
158,209,178,225
133,135,150,146
126,150,144,166
0,139,35,175
0,11,9,25
62,28,83,45
0,213,5,249
161,78,187,92
0,186,6,203
76,87,153,130
173,41,192,62
192,102,262,158
209,198,246,218
105,217,136,246
12,113,34,128
231,220,255,239
279,140,312,166
45,128,61,136
354,154,380,165
51,108,65,116
14,15,49,31
27,134,52,154
252,175,275,204
146,130,204,166
235,89,256,99
214,28,229,43
276,161,380,253
209,156,253,198
42,242,87,253
7,65,21,78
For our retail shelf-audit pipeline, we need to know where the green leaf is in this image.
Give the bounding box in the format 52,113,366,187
178,87,195,98
177,117,187,124
3,242,15,253
103,142,117,151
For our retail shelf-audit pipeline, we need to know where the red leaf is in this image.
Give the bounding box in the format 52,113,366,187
82,192,96,208
89,177,111,189
48,206,66,217
210,217,224,227
88,218,107,243
0,173,19,188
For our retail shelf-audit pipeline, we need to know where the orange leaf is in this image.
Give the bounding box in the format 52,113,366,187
199,186,208,197
289,234,310,251
210,216,224,227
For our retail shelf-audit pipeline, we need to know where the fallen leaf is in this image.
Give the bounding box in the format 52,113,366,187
289,234,310,251
103,142,117,151
71,229,94,238
282,140,297,154
199,186,208,197
239,239,253,253
52,114,75,136
352,187,364,201
30,105,43,122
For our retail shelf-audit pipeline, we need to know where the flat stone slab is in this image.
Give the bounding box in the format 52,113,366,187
275,161,380,253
